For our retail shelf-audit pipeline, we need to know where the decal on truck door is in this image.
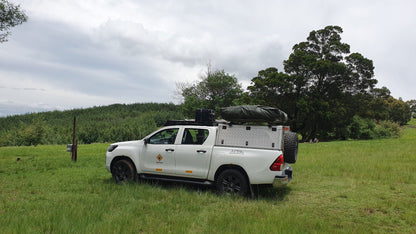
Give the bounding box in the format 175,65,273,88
156,154,163,163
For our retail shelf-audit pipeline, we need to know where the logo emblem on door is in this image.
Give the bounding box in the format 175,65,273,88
156,154,163,161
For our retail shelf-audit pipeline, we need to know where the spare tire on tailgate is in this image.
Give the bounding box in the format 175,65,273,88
284,131,298,163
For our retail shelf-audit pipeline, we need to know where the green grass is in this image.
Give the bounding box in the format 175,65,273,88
1,120,416,233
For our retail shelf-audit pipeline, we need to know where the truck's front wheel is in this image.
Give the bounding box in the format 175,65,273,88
216,169,248,195
111,159,136,184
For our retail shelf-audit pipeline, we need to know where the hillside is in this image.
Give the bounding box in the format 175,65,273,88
0,103,184,146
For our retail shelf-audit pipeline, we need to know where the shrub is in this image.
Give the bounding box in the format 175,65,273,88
347,116,402,140
374,120,401,138
348,116,376,139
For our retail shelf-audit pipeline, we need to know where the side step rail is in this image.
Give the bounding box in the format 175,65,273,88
139,174,214,186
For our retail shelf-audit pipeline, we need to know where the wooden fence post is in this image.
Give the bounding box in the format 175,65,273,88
72,116,77,162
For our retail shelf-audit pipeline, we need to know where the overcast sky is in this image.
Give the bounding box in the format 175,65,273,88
1,0,415,116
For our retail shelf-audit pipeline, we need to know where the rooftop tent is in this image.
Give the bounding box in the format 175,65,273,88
220,105,288,123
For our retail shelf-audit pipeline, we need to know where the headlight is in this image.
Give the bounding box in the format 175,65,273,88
107,144,118,152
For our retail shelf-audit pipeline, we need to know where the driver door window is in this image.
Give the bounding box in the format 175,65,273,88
149,128,179,144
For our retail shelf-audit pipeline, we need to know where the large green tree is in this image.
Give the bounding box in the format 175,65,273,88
178,66,243,117
0,0,27,42
249,26,379,141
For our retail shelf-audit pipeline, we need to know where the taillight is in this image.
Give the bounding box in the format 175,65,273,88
270,155,284,171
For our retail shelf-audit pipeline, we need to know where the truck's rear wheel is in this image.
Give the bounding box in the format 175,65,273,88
284,131,298,163
111,159,136,184
216,169,248,195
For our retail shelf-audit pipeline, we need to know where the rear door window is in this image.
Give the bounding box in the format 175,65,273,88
181,128,209,145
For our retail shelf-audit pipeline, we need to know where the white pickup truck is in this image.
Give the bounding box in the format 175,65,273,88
105,118,298,195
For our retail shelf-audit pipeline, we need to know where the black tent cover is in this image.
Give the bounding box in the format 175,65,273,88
220,105,287,123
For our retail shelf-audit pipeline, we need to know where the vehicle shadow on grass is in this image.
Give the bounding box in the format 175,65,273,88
101,177,212,193
251,185,292,201
103,177,291,201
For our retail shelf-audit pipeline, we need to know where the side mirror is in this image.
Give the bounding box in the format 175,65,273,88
144,138,150,144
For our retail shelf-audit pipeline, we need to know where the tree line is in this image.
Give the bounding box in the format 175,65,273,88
179,26,413,141
0,103,184,146
0,25,413,146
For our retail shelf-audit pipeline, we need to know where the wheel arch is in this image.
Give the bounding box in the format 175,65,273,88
214,164,250,185
110,156,137,173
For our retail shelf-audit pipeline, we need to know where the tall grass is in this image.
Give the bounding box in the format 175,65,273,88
1,120,415,233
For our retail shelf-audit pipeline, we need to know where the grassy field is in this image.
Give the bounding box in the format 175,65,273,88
1,120,415,233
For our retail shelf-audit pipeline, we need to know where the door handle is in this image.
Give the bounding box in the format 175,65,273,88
165,148,175,152
196,150,206,153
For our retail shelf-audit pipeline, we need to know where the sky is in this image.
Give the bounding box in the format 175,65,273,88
1,0,415,117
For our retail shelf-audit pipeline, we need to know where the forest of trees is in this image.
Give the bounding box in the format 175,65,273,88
179,26,412,141
0,25,413,146
0,103,184,146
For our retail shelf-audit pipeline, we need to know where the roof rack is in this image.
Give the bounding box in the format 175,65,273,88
164,120,227,127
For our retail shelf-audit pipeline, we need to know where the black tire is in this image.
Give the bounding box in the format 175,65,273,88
216,169,248,195
111,159,136,184
284,131,298,163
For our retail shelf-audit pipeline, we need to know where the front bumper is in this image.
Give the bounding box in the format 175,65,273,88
273,166,293,187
